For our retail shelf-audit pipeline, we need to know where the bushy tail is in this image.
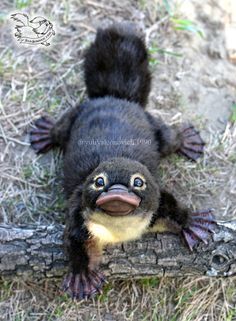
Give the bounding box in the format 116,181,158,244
84,23,151,107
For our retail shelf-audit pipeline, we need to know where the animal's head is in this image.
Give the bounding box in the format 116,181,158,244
82,158,159,219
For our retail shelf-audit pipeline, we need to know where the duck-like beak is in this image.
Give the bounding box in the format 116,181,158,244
96,184,141,216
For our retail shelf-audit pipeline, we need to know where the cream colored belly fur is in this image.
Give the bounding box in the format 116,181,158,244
86,211,151,245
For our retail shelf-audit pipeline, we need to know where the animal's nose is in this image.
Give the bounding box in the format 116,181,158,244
108,184,128,192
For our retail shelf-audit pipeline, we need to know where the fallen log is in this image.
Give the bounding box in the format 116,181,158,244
0,221,236,280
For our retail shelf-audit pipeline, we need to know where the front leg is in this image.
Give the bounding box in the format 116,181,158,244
30,105,81,153
149,191,216,250
62,190,105,300
63,226,105,300
145,112,205,161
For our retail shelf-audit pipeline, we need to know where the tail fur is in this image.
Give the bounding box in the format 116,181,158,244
84,23,151,107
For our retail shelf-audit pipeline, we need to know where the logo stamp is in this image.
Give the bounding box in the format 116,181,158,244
11,13,55,46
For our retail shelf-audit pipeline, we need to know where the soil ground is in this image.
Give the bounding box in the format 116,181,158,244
0,0,236,320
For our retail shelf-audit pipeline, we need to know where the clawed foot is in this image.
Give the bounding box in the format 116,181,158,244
30,116,54,153
62,269,105,300
182,209,217,251
178,124,205,161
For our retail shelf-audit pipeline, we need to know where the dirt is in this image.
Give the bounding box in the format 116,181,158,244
148,2,235,132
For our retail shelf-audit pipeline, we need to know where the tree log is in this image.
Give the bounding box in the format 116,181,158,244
0,221,236,280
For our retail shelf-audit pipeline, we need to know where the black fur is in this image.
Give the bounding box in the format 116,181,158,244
150,190,190,228
63,97,160,197
30,23,211,300
84,25,151,106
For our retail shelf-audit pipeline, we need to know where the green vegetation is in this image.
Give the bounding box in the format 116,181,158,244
171,18,204,38
162,0,204,37
15,0,32,9
148,45,182,66
230,104,236,123
138,277,160,288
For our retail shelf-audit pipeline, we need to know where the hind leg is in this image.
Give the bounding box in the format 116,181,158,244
145,112,205,161
30,106,80,153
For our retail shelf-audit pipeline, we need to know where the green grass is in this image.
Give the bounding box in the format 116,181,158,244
97,283,113,302
230,104,236,123
171,18,204,38
161,0,204,38
0,279,14,301
148,45,182,67
138,277,160,288
15,0,32,9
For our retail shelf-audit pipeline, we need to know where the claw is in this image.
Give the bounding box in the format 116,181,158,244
184,142,204,153
62,269,105,300
178,124,205,161
182,229,199,251
185,134,204,144
180,147,203,161
193,221,216,233
182,125,195,134
182,209,217,251
188,225,209,243
35,116,54,129
30,116,54,154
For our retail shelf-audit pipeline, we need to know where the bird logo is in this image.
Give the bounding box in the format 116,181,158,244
11,13,55,46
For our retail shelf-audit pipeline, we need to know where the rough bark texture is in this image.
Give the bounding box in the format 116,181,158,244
0,221,236,280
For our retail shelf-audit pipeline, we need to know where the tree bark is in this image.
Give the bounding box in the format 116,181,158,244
0,221,236,280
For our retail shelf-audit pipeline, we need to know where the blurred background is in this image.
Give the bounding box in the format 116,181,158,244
0,0,236,320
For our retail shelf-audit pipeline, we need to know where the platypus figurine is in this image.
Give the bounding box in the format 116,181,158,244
30,24,216,300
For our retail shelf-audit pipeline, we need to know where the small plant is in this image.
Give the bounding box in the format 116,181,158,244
171,18,204,38
162,0,204,38
138,277,160,288
47,97,61,114
230,103,236,123
148,45,182,66
98,283,113,302
15,0,32,9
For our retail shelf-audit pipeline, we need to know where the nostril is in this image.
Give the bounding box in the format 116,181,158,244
108,184,128,192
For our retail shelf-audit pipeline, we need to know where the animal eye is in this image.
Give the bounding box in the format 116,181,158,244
133,177,143,187
95,177,105,187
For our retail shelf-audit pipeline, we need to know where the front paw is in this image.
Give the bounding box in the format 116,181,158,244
62,269,105,300
182,209,217,251
178,124,205,161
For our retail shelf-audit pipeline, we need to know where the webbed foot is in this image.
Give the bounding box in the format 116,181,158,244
182,209,217,251
178,124,205,161
62,269,105,300
30,116,54,153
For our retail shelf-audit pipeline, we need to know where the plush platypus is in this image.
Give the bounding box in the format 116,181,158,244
30,24,216,300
